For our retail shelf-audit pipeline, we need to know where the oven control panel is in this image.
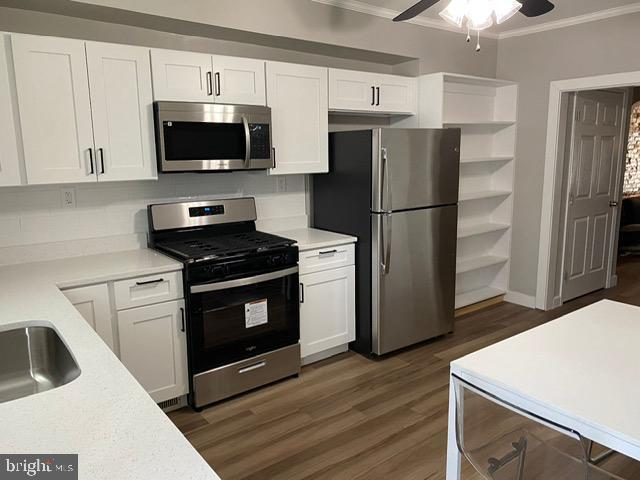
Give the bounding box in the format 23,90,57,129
189,205,225,217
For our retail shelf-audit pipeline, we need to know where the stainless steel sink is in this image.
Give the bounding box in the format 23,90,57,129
0,326,80,404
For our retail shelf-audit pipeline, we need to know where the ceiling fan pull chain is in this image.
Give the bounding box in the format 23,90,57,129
475,30,481,52
466,24,471,43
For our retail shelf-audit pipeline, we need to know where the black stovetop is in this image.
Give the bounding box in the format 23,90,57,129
152,230,295,262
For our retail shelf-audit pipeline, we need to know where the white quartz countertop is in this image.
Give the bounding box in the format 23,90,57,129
0,249,219,480
274,227,357,251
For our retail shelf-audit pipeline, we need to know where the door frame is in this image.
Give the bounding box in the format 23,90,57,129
537,72,638,310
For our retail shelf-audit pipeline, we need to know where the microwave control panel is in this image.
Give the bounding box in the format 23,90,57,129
249,124,271,159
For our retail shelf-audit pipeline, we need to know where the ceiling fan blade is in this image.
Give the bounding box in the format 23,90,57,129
519,0,555,17
393,0,441,22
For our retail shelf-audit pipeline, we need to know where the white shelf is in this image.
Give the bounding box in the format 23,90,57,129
459,189,511,202
455,286,506,309
444,120,515,128
456,255,508,274
458,222,510,239
460,156,513,165
442,73,517,88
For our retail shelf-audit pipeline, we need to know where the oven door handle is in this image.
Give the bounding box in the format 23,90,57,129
190,266,298,294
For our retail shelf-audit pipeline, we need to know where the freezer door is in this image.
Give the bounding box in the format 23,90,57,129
371,205,457,355
372,128,460,212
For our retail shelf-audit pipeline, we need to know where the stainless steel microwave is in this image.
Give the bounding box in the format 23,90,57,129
153,102,273,172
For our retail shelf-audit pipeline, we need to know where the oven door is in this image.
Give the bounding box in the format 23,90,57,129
188,266,299,374
154,101,273,172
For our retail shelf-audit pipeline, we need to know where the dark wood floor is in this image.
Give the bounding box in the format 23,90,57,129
170,256,640,479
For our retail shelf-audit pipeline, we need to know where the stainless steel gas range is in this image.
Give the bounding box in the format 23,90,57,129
147,197,300,410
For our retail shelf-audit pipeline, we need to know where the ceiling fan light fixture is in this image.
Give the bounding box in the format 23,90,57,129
492,0,522,23
465,0,494,31
439,0,468,28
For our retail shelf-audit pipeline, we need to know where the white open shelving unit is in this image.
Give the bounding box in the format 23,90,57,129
411,72,518,309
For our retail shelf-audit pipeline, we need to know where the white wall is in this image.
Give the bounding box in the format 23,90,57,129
497,12,640,297
0,174,307,265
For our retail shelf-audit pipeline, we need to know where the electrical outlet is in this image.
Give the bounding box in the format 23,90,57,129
61,187,76,209
277,177,287,193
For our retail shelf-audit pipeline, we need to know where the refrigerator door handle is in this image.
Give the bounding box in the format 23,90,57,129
381,147,392,212
380,212,392,275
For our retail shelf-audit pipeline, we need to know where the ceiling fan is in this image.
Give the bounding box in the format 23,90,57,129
393,0,554,51
393,0,555,22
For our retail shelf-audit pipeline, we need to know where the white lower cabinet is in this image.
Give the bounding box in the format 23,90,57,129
62,283,115,352
117,299,188,404
298,244,356,363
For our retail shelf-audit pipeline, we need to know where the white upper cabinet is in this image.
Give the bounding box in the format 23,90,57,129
266,61,328,175
150,49,212,102
86,42,157,181
0,35,22,186
12,34,96,184
151,49,266,105
329,68,416,115
212,55,266,105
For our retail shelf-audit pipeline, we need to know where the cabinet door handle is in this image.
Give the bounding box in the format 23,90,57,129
376,86,380,106
98,148,105,174
206,71,213,96
318,249,337,256
179,307,185,333
215,72,221,96
299,282,304,303
88,148,95,175
272,146,276,165
135,277,164,286
371,86,375,106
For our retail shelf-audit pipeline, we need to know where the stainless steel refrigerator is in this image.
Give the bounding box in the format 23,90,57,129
312,128,460,355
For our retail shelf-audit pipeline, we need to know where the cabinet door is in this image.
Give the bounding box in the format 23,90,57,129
328,68,377,113
150,49,213,101
63,284,115,352
212,55,266,106
0,35,22,186
12,34,96,184
299,266,355,358
117,300,188,403
376,74,417,115
86,42,157,182
267,62,328,175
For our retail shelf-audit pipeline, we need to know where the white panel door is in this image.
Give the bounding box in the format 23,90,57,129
150,49,213,101
63,283,115,352
86,42,157,181
0,35,22,186
117,299,188,403
563,91,624,302
328,68,377,112
266,61,328,175
299,266,355,358
12,34,96,184
376,73,417,114
212,55,265,105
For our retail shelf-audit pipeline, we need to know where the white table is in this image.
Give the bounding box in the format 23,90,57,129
446,300,640,479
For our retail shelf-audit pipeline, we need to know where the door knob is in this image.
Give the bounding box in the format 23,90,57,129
609,200,619,207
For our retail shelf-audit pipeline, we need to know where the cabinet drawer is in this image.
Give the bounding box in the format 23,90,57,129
114,271,182,310
299,243,355,275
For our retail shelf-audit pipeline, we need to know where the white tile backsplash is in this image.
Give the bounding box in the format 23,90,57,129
0,172,308,265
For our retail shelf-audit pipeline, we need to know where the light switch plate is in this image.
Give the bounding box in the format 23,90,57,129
277,177,287,192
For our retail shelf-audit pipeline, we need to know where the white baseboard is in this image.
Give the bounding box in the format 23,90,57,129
504,290,537,309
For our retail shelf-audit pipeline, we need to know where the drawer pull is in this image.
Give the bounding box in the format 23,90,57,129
135,278,164,286
318,249,338,256
239,361,266,374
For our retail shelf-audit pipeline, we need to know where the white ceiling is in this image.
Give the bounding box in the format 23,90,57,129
316,0,640,35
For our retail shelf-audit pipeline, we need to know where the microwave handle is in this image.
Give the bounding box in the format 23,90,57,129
242,116,251,168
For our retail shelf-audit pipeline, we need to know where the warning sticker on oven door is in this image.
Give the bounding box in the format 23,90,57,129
245,299,268,328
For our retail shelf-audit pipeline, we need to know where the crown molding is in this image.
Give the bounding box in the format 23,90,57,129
312,0,640,41
310,0,499,39
498,3,640,39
